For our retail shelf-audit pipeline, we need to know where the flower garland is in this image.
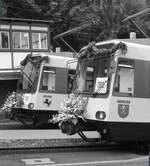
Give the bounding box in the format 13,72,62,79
20,54,49,66
79,41,127,61
50,93,88,135
1,92,17,118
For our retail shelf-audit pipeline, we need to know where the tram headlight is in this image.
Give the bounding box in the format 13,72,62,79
28,103,34,109
95,111,106,120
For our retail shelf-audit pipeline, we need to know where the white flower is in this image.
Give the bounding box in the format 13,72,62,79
1,92,17,118
50,94,88,127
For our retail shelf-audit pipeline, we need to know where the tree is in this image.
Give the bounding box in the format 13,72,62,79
4,0,148,51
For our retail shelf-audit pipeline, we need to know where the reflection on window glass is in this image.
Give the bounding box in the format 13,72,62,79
41,33,47,49
32,33,39,49
40,67,56,91
13,32,20,48
32,33,48,49
0,31,9,49
13,32,29,49
21,32,29,48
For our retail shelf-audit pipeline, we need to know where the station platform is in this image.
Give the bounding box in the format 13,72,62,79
0,130,99,139
0,130,100,149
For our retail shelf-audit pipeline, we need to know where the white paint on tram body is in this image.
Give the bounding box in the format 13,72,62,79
26,156,148,166
21,158,55,165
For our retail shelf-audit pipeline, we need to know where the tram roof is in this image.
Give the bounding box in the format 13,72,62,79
95,38,150,46
80,39,150,61
31,52,77,69
96,39,150,61
32,52,75,60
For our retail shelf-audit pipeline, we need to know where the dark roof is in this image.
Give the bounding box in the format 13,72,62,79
0,17,54,24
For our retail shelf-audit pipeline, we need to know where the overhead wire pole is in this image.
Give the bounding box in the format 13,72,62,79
54,23,90,40
128,19,149,38
59,37,77,54
122,8,150,22
122,8,150,38
53,23,91,57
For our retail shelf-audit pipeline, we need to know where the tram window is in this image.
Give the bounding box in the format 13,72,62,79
67,70,75,92
40,67,56,91
32,32,48,49
113,59,134,97
0,31,9,49
85,67,94,92
13,32,29,49
134,60,150,98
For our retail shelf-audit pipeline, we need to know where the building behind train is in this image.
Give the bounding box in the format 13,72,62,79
0,17,74,108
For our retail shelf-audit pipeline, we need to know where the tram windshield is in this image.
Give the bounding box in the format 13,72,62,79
21,61,40,92
75,57,111,95
18,55,42,92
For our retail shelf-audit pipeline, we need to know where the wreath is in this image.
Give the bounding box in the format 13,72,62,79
1,92,17,119
50,94,88,135
79,41,127,61
1,92,24,119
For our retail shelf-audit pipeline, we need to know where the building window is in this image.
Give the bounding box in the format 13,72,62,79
13,32,29,49
32,32,48,49
0,31,10,49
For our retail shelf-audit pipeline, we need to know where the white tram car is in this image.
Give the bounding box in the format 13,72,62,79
73,39,150,142
13,53,76,126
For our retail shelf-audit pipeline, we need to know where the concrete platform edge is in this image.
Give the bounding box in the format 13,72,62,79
0,138,100,149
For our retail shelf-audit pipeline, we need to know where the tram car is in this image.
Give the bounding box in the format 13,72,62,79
12,53,76,126
62,39,150,142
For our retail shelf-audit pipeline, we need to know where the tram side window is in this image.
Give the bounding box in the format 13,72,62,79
40,67,56,91
85,67,94,92
32,33,48,49
13,32,29,49
134,60,150,98
67,70,75,92
0,31,9,49
113,59,134,97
